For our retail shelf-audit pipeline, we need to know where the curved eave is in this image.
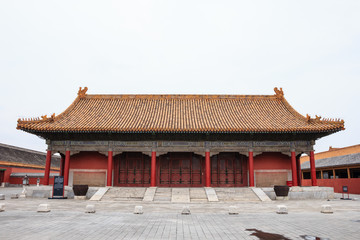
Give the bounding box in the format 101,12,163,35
18,127,344,135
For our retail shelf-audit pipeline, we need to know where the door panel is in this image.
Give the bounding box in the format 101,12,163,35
158,153,203,187
114,152,150,187
211,153,247,187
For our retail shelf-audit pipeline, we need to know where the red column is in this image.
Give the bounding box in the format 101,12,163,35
310,150,317,186
60,156,65,176
205,151,211,187
44,150,52,185
107,151,113,186
296,156,302,186
150,151,156,187
64,150,70,186
291,151,298,186
249,151,254,187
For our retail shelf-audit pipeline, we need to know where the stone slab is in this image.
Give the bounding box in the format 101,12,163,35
143,187,157,202
321,205,333,214
205,188,218,202
277,205,288,214
89,187,109,201
0,203,4,212
228,206,239,215
251,188,271,202
171,188,190,203
134,206,143,214
85,204,96,213
11,193,19,199
37,204,50,213
0,194,4,200
181,206,191,215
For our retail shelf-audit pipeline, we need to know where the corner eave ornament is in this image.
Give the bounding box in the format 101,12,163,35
78,87,88,98
274,87,284,99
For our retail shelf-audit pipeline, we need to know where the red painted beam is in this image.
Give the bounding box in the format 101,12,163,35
310,150,317,186
205,151,210,187
43,150,52,185
291,151,298,186
150,151,156,187
59,156,64,177
249,151,254,187
107,151,113,186
64,151,70,186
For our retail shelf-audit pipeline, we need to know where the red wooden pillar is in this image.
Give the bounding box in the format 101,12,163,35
291,151,298,186
150,151,156,187
205,151,211,187
60,156,65,177
310,150,317,186
296,156,302,186
248,151,254,187
44,150,52,185
107,151,113,186
64,150,71,186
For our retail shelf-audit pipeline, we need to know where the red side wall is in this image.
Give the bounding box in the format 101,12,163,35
70,152,107,169
254,152,292,170
0,166,59,185
302,179,360,194
253,152,292,187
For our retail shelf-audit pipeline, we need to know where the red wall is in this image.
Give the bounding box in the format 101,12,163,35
0,166,59,185
302,179,360,194
10,176,56,185
254,152,291,170
70,151,107,170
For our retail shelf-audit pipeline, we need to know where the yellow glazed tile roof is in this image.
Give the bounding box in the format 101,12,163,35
16,87,345,134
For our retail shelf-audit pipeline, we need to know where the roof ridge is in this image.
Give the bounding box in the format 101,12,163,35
84,94,278,99
0,143,59,158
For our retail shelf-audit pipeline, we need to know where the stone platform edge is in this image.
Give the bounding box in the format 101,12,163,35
262,186,334,200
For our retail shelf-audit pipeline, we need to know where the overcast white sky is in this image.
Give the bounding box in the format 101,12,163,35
0,1,359,153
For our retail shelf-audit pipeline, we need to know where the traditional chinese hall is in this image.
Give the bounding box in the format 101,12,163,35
17,87,344,188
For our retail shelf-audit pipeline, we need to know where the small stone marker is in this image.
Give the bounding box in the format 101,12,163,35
321,205,333,214
11,193,19,199
85,204,96,213
276,205,288,214
37,204,50,213
181,206,191,215
228,206,239,215
19,186,27,198
134,206,143,214
0,194,5,200
0,203,5,212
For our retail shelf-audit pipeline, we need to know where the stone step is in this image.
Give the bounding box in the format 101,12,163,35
171,188,190,203
153,188,172,202
101,187,146,201
214,188,260,202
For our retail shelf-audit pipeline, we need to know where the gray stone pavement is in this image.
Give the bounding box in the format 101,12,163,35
1,187,360,240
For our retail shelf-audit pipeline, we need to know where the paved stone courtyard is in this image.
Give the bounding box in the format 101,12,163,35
0,188,359,240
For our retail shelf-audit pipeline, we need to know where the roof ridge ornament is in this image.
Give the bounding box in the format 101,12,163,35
40,113,56,122
274,87,284,99
78,87,88,98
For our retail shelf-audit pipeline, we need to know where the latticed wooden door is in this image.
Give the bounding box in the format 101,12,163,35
158,153,204,187
114,152,150,187
211,153,247,187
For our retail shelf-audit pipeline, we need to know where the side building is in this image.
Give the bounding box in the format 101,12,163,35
0,143,60,186
301,145,360,194
16,87,344,188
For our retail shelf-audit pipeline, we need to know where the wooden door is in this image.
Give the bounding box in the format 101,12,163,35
211,153,247,187
158,153,203,187
114,152,150,187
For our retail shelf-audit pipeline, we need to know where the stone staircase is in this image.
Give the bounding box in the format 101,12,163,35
101,187,146,201
214,188,260,202
153,188,172,202
100,187,264,202
190,188,208,203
